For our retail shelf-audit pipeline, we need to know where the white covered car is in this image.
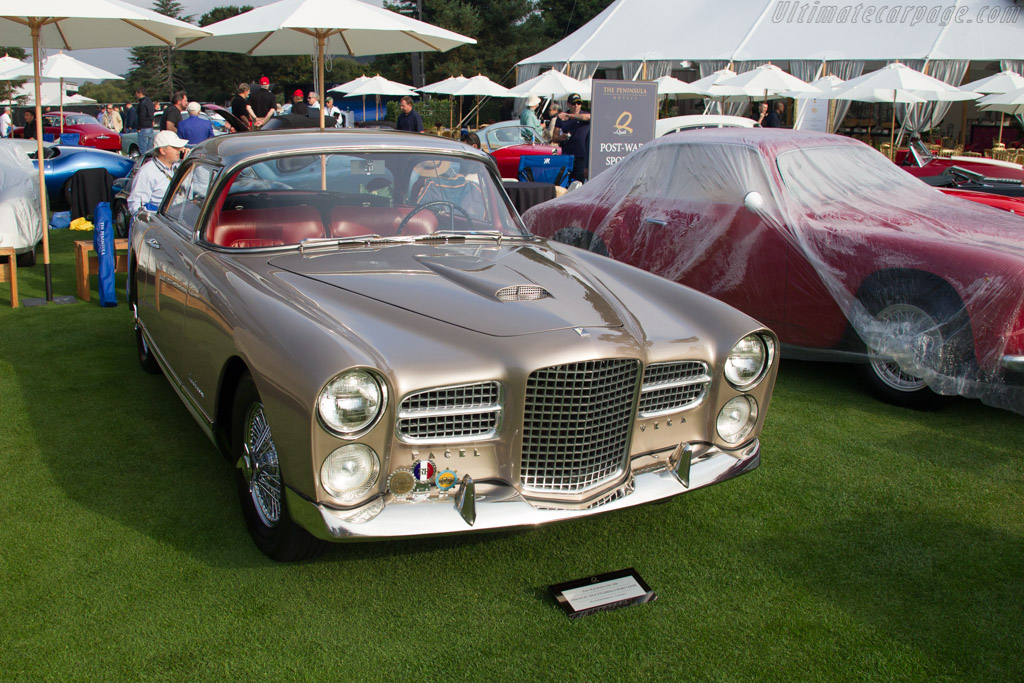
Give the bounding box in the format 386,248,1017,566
0,141,42,266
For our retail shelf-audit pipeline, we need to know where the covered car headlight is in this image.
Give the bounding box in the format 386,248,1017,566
724,334,771,389
321,444,380,502
317,369,385,435
717,396,758,445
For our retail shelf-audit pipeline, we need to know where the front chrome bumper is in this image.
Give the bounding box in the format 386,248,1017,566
287,441,760,541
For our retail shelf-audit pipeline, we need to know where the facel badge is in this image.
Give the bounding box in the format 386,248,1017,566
413,460,436,483
436,469,458,491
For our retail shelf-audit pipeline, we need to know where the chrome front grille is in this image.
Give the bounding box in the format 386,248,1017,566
397,382,502,444
520,359,640,494
639,361,710,417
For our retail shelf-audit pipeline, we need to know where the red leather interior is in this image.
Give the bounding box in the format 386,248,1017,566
206,206,325,248
329,206,438,238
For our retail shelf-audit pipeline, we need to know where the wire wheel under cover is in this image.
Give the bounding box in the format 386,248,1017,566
867,303,943,393
243,402,282,527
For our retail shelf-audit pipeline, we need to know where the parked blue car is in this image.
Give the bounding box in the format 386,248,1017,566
4,138,134,206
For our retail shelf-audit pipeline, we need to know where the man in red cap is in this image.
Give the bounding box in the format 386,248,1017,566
284,89,308,116
250,76,277,126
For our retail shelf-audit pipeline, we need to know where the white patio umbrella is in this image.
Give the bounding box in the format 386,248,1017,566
416,75,468,132
509,68,587,99
338,74,416,126
447,74,515,129
0,52,122,132
176,0,475,131
654,75,699,96
962,71,1024,145
0,1,210,303
715,64,820,100
828,63,976,158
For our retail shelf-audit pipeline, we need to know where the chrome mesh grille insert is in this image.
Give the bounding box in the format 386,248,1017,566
496,285,548,302
639,361,710,417
520,359,639,493
398,382,501,443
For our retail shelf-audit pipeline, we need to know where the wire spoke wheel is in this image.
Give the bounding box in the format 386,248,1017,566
243,402,281,527
867,303,943,393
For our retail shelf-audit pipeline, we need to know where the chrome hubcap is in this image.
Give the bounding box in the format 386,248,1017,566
238,401,281,527
868,303,942,393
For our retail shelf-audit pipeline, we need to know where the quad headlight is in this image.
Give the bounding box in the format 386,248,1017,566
317,369,385,436
321,444,380,502
717,395,758,445
724,334,773,389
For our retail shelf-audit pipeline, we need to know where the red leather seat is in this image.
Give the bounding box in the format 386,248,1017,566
329,206,438,238
207,205,325,248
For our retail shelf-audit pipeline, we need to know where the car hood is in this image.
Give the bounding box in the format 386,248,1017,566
267,241,627,336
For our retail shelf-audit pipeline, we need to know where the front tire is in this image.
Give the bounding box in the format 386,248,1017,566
858,279,972,409
232,373,326,562
113,200,130,238
130,265,161,375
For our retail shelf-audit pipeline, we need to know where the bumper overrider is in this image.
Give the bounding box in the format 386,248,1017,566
287,440,760,541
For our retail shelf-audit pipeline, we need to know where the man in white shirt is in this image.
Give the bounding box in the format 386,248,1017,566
323,96,343,127
128,130,188,214
0,107,11,138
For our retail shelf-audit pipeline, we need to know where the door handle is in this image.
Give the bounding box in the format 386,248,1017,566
642,217,666,226
146,238,161,249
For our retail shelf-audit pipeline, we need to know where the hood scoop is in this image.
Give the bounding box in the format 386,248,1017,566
496,285,549,302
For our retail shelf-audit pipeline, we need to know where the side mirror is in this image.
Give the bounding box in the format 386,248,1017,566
743,190,766,215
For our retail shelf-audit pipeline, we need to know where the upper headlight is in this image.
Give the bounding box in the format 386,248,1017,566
318,369,385,436
724,334,771,389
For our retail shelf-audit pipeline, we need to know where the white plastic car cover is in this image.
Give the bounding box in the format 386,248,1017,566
522,129,1024,414
0,141,42,253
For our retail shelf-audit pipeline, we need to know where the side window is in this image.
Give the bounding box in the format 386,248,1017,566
163,163,217,229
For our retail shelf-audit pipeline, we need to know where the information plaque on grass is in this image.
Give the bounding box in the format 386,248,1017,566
549,567,657,619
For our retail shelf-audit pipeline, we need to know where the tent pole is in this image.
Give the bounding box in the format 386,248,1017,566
998,112,1005,146
890,91,896,160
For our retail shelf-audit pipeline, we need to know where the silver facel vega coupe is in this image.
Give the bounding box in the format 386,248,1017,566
129,130,778,561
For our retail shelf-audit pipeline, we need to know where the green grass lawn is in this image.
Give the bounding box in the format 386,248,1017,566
1,230,1022,680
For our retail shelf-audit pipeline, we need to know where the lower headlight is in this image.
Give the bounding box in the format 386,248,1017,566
321,444,380,502
717,396,758,445
318,369,385,436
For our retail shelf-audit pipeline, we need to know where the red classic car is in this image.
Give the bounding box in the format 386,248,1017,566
476,120,562,179
14,111,120,152
523,129,1024,413
897,139,1024,182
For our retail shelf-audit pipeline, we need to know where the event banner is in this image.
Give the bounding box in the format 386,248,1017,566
589,79,657,178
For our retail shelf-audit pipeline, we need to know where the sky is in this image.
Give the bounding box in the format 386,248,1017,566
44,0,387,78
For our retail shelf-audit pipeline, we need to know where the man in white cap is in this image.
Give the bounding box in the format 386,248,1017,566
178,101,214,144
128,130,188,214
519,94,545,142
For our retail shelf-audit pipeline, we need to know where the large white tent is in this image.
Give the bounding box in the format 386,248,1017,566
518,0,1024,75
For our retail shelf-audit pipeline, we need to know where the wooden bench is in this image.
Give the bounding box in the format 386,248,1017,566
74,239,129,302
0,247,18,309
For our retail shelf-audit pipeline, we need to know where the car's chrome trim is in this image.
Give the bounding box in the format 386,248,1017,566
287,440,760,541
1002,354,1024,373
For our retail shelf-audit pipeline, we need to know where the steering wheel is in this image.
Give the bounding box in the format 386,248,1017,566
396,200,473,235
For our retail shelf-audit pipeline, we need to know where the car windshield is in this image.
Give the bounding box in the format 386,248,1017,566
66,114,101,126
485,125,541,149
777,144,933,205
205,151,526,248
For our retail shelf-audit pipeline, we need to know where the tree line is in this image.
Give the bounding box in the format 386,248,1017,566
82,0,614,105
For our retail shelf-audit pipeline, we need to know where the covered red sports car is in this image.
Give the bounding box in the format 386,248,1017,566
524,129,1024,413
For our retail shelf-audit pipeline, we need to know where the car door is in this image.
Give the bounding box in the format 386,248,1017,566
162,162,223,418
136,162,211,385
